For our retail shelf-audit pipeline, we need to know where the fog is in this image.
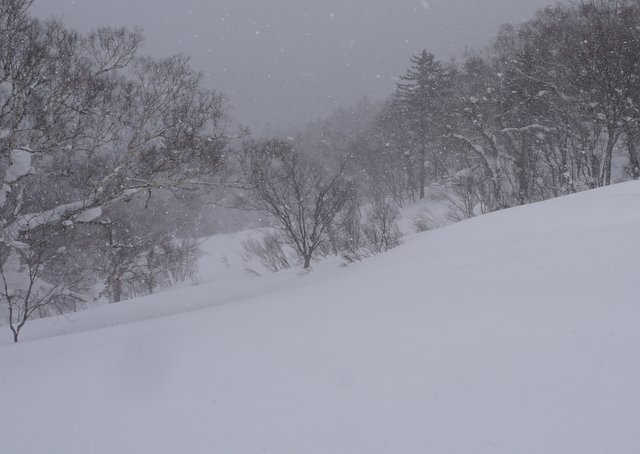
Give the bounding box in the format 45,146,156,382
33,0,556,133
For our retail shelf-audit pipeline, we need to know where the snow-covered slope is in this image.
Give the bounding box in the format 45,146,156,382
0,182,638,454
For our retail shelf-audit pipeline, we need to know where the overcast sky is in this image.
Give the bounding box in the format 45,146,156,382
33,0,557,134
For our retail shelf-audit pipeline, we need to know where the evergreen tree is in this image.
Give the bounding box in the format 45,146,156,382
395,50,452,197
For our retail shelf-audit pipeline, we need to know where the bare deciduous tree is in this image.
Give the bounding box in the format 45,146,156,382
338,195,402,263
0,226,84,342
242,231,293,273
240,140,353,269
0,0,232,336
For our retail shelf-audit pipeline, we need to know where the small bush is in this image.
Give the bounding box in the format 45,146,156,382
412,209,438,232
339,198,402,263
243,231,293,272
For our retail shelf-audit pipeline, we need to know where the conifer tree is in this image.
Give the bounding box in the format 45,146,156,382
395,50,452,197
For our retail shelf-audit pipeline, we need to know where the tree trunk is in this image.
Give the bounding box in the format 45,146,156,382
626,129,640,179
303,255,311,269
419,144,426,199
112,279,122,303
601,129,619,186
147,276,155,295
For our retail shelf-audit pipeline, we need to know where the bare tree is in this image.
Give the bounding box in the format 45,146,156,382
1,2,230,243
240,140,353,269
494,0,640,188
84,206,203,303
337,195,402,263
0,226,84,342
0,1,232,336
361,198,402,254
242,231,293,273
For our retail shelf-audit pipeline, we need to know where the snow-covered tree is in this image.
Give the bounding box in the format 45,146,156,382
0,0,232,338
498,0,640,188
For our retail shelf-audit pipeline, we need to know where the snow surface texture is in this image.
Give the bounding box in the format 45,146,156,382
0,182,638,453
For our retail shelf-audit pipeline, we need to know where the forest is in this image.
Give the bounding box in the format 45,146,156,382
1,0,639,341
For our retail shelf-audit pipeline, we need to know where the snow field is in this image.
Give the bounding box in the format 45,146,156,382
0,181,638,453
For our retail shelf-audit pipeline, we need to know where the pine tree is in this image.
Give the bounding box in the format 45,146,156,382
395,50,452,197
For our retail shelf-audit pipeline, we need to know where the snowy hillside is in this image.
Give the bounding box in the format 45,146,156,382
0,182,639,454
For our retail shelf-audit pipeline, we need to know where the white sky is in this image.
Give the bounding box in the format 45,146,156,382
33,0,556,134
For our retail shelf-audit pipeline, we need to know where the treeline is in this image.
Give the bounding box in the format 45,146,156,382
331,0,640,213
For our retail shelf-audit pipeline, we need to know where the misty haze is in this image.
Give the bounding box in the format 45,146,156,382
35,0,554,132
1,0,639,453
